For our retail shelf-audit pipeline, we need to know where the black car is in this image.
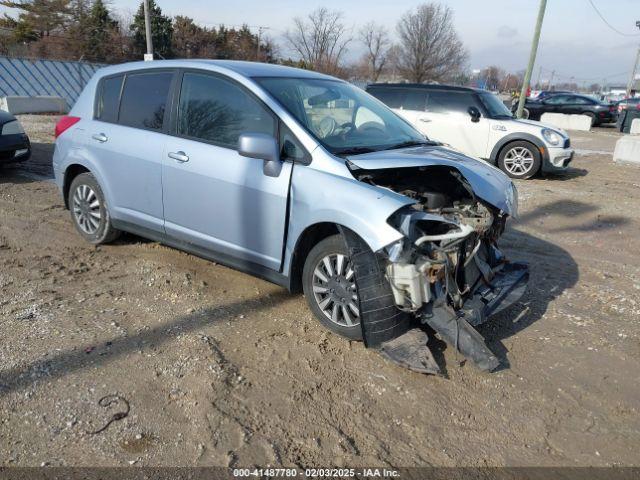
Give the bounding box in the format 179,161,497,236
0,110,31,165
535,90,572,100
516,93,617,126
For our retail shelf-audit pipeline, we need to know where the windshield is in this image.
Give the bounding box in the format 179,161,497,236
256,77,430,155
479,92,513,119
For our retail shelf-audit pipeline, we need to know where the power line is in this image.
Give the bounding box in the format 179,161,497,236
586,0,640,37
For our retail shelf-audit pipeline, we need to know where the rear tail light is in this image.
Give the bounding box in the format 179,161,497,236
609,105,616,112
54,116,81,138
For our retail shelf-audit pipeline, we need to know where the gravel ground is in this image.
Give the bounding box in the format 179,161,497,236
0,116,639,467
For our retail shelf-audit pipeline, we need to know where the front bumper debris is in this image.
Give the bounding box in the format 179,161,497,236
378,261,528,374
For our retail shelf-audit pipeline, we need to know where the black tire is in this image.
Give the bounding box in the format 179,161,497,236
68,172,120,244
584,112,597,127
497,140,541,180
302,235,363,340
522,108,530,119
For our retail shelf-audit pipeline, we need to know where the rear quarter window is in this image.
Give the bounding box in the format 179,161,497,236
95,75,123,123
118,71,174,131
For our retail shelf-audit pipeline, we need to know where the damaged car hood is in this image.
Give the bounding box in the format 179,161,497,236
347,145,517,216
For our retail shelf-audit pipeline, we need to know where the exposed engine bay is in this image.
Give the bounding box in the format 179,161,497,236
347,164,529,374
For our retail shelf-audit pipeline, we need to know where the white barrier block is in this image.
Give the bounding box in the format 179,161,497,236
540,113,592,132
613,136,640,165
0,96,67,114
630,118,640,135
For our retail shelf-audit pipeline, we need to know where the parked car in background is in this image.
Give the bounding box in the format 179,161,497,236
535,90,572,100
0,110,31,165
517,93,617,126
615,97,640,114
367,83,573,179
52,60,529,373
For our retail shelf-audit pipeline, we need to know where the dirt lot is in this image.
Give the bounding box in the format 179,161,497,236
1,115,639,467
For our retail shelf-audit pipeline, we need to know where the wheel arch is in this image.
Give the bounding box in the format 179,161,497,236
288,222,342,293
62,164,91,208
491,133,549,167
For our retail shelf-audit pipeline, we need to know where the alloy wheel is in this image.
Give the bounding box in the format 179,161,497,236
72,184,101,235
503,147,535,176
312,253,360,327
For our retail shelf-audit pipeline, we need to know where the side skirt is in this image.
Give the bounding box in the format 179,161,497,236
111,219,291,290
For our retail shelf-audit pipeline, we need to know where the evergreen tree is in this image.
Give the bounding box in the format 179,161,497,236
130,0,172,58
86,0,118,62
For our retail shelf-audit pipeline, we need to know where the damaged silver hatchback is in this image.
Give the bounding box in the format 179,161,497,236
53,60,528,374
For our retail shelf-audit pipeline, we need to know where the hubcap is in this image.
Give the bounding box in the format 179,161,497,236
504,147,534,175
312,253,360,327
72,184,101,235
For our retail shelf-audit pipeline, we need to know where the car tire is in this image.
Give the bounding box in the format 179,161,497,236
68,172,120,245
584,112,596,127
302,234,363,341
522,108,530,119
497,141,541,180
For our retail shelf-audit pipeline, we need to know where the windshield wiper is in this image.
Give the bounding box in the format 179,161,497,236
334,146,377,156
384,139,437,150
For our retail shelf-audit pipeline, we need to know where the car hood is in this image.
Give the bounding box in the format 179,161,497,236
508,117,569,136
347,146,517,216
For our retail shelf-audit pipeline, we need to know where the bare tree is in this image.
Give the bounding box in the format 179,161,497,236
359,21,390,81
395,3,467,83
284,7,351,75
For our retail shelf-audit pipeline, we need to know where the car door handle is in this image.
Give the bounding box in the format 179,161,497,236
419,117,432,123
92,133,108,142
168,151,189,163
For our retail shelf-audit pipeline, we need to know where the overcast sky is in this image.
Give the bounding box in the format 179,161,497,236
3,0,639,85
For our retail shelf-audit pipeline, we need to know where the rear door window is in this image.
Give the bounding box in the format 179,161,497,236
95,75,123,123
400,90,427,111
426,91,478,114
177,72,275,148
368,88,403,108
118,71,174,131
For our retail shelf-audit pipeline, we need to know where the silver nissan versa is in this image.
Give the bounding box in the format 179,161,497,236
53,60,528,374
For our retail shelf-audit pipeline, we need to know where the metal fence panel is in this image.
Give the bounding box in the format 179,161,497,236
0,56,105,109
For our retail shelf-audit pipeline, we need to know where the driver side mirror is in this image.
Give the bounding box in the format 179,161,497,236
238,133,282,177
468,106,481,123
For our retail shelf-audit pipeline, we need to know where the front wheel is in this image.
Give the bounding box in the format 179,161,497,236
497,141,541,179
302,235,362,340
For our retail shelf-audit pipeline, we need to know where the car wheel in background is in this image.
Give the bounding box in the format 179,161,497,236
302,235,363,341
584,112,597,127
498,141,541,180
68,172,121,244
522,108,530,119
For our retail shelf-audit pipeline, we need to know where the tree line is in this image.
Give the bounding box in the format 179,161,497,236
0,0,526,89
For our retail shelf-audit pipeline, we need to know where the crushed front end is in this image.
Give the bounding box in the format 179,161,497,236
348,162,529,373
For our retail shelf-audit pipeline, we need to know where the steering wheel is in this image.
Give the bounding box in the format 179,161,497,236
357,121,387,136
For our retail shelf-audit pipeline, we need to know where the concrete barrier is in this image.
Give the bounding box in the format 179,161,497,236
613,136,640,165
540,113,592,132
630,118,640,135
0,96,67,114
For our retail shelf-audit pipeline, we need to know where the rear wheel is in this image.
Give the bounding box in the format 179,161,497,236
302,235,362,340
584,112,597,127
498,141,541,179
68,172,120,244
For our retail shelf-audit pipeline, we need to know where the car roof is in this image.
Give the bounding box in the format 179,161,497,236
367,83,483,93
93,59,337,81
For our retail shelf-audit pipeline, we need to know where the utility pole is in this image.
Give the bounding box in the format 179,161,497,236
516,0,547,118
535,66,542,89
143,0,154,61
547,70,555,90
256,26,269,61
627,21,640,96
